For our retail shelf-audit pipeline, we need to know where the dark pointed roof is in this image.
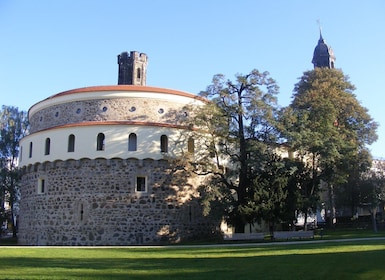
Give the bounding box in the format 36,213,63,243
312,31,336,68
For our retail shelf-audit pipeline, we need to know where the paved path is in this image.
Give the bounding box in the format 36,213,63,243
3,236,385,249
151,236,385,249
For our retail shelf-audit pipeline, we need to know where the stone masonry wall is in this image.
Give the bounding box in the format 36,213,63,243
18,158,215,245
29,98,189,133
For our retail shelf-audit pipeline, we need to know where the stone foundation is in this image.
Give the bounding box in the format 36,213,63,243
18,158,215,245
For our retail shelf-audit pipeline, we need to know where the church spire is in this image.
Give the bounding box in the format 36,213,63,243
318,20,324,41
312,26,335,69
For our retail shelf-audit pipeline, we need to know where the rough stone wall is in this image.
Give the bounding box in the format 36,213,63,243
18,158,215,245
29,98,189,133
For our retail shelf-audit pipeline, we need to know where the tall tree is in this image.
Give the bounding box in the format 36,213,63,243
357,161,385,232
284,157,319,230
0,105,29,237
282,68,378,226
244,153,296,235
335,148,372,217
183,70,280,233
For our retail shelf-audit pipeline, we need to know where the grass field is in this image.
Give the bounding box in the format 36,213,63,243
1,238,385,280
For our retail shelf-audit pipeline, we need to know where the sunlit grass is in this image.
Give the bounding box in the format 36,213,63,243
1,239,385,279
318,228,385,239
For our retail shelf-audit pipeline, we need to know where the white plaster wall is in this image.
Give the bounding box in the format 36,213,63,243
19,124,193,166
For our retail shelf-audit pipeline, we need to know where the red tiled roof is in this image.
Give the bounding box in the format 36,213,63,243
44,85,206,102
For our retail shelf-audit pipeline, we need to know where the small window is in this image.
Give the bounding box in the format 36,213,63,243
44,138,51,155
137,68,141,79
128,133,137,151
29,142,33,158
68,134,75,152
160,135,168,153
80,203,84,221
38,178,46,194
188,137,194,153
96,133,105,151
136,176,147,193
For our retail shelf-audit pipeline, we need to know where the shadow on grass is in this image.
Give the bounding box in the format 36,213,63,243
1,242,385,279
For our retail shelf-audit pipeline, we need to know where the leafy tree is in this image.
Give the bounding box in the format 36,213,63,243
243,153,297,235
0,105,29,237
284,157,319,230
335,148,372,217
281,68,378,226
183,70,281,233
357,162,385,232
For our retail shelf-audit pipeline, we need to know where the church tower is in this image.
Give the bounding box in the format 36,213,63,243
117,51,148,85
312,31,336,69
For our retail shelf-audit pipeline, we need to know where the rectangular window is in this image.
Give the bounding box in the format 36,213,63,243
136,176,147,193
38,178,46,194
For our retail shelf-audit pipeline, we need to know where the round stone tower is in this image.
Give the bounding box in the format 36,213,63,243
17,52,214,245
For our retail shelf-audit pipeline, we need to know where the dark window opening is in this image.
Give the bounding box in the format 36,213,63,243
136,176,146,192
128,133,137,151
68,134,75,152
160,135,168,153
44,138,51,155
38,178,45,194
80,204,84,221
97,133,105,151
29,142,33,158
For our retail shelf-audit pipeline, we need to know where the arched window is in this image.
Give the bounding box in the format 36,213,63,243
96,133,105,151
68,134,75,152
44,138,51,155
128,133,137,151
160,135,168,153
29,142,33,158
137,68,141,79
188,137,194,153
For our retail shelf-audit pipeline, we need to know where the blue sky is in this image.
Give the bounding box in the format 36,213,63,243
1,0,384,158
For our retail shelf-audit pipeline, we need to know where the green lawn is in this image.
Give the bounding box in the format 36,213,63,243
1,239,385,279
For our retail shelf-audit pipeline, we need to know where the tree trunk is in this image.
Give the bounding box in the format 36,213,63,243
371,208,378,233
303,211,308,231
328,184,336,228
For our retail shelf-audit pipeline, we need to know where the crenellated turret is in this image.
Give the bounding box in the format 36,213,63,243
117,51,148,85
